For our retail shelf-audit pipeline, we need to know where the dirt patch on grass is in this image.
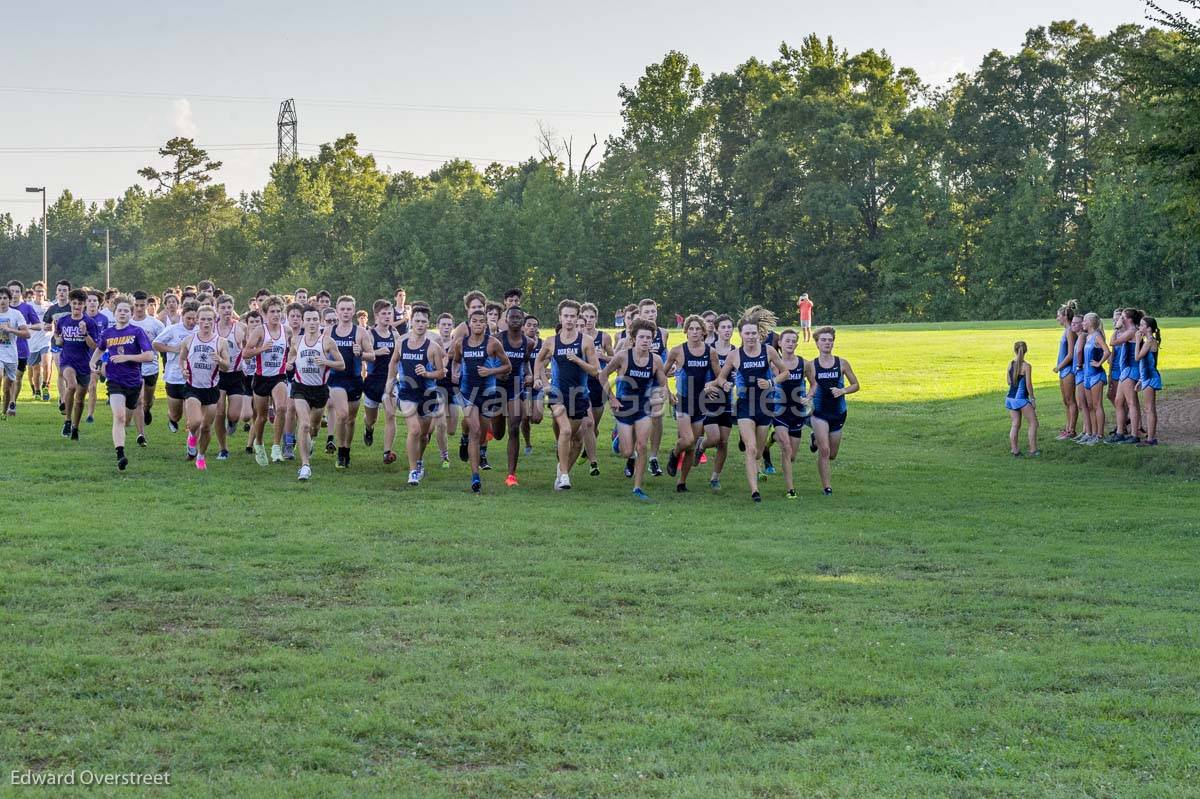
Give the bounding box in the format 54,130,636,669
1155,386,1200,445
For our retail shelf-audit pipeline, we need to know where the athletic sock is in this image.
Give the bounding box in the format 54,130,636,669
115,446,125,459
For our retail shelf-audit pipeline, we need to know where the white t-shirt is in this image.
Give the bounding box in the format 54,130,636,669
154,322,194,384
131,316,166,376
27,301,50,351
0,308,28,363
100,307,117,324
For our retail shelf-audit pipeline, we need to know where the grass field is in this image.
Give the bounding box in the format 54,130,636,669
2,319,1199,797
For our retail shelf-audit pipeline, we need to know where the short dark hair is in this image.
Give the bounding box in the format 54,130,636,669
56,279,72,290
503,288,522,300
132,290,149,301
68,289,87,303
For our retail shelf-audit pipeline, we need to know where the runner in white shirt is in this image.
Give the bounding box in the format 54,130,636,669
152,299,199,435
129,290,165,447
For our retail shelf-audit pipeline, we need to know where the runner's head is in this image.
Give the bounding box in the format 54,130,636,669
0,287,9,310
104,288,119,309
580,303,598,331
1057,299,1078,325
294,287,308,303
437,312,454,339
315,290,332,311
462,290,486,315
147,295,160,315
738,318,760,348
701,310,716,335
1122,307,1143,329
321,307,337,329
468,308,487,337
286,302,305,330
684,315,705,344
814,325,836,354
85,289,101,316
261,296,284,326
394,286,407,308
373,299,393,327
6,280,23,299
503,288,522,308
522,314,539,338
243,309,263,336
779,329,798,356
336,295,355,324
164,292,180,314
716,314,733,343
114,294,133,324
302,304,321,334
55,280,71,303
1070,313,1083,334
506,305,526,333
132,290,149,318
409,303,431,336
638,298,658,324
31,280,45,303
217,294,234,320
630,318,655,353
557,299,581,332
623,304,639,328
197,303,216,335
68,289,87,316
1083,312,1102,334
1140,315,1161,343
485,301,503,330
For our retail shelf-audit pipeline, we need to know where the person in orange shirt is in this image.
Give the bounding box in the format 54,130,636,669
796,294,814,342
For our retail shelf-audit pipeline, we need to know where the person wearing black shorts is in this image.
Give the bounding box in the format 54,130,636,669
90,295,155,471
804,326,860,496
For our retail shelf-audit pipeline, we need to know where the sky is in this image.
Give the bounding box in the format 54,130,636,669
0,0,1148,225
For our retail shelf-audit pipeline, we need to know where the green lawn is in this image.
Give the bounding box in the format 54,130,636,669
2,319,1198,797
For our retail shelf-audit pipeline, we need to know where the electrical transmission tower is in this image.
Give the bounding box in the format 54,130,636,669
277,99,298,162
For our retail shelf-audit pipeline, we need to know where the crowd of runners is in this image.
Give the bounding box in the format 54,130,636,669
1004,301,1165,456
0,279,857,501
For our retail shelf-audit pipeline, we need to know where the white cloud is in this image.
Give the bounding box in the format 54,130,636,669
173,98,197,138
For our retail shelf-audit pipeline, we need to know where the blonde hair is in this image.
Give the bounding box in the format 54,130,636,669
1010,341,1027,386
737,305,778,339
1083,312,1104,334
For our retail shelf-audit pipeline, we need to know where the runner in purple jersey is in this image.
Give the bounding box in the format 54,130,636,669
53,289,101,440
89,294,154,470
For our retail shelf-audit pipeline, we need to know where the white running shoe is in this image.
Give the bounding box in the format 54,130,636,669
408,469,420,486
555,473,572,491
254,443,268,467
271,444,283,463
298,464,312,481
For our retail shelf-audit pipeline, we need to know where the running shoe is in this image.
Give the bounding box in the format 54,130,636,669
144,408,152,425
524,445,533,456
325,435,336,454
624,457,635,478
649,457,662,477
709,477,721,491
751,491,762,503
699,453,707,465
1055,430,1073,441
666,452,679,477
137,435,147,448
1102,433,1122,444
1012,451,1022,457
555,473,572,491
167,419,178,433
7,402,15,416
245,445,253,454
764,464,777,476
1118,436,1138,444
117,453,128,471
255,444,268,466
61,420,71,437
42,388,50,402
823,487,833,496
217,449,229,461
70,426,79,440
186,434,198,458
58,401,65,413
408,470,420,487
226,421,237,436
335,453,347,470
505,473,519,488
441,454,450,469
282,442,295,460
271,444,284,462
1029,450,1041,457
415,459,425,481
480,451,491,470
471,475,482,494
195,454,207,471
383,450,397,465
785,489,797,500
363,427,374,447
298,464,311,481
1135,438,1158,447
86,415,93,424
676,483,688,493
810,432,818,453
1082,436,1100,446
589,461,600,477
459,434,469,462
632,487,650,501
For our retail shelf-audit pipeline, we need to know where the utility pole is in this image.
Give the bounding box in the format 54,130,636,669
25,186,46,286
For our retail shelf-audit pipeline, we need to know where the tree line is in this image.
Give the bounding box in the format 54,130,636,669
2,13,1198,323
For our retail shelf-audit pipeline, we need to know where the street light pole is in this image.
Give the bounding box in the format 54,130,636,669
25,187,46,286
105,229,110,290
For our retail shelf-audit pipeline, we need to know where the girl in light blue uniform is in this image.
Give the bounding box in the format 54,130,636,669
1135,316,1162,446
1005,340,1038,456
1112,308,1144,444
1070,315,1091,442
1080,313,1110,446
1053,300,1078,440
